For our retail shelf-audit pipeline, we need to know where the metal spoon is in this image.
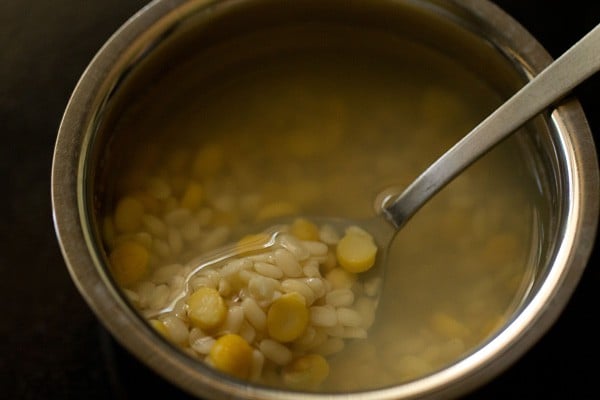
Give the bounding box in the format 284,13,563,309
150,23,600,318
377,22,600,236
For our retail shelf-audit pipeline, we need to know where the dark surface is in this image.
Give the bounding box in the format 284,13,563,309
1,1,598,399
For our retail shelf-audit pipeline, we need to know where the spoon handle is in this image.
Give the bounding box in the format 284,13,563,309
383,23,600,229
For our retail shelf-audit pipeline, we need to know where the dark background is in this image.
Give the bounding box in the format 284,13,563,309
1,1,598,399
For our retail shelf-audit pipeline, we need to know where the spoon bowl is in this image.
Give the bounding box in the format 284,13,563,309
147,215,394,319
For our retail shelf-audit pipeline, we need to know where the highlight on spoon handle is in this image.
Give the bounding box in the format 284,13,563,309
383,22,600,230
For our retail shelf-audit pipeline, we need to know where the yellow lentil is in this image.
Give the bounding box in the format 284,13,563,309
336,230,377,273
282,354,330,389
114,196,145,233
209,334,254,379
187,287,228,331
109,240,149,286
267,292,309,342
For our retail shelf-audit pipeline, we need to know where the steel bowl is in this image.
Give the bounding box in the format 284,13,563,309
51,0,599,399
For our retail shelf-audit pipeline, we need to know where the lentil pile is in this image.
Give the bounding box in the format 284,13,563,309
102,146,381,388
165,222,379,387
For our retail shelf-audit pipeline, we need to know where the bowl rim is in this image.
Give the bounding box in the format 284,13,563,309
51,0,599,399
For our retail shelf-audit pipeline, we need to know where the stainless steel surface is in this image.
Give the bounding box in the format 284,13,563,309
50,0,599,399
382,22,600,230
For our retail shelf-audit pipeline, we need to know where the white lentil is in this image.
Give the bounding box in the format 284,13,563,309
326,268,356,289
165,208,192,226
281,279,315,305
190,335,215,355
239,321,256,344
259,339,292,366
301,240,329,256
319,224,340,245
238,269,260,284
274,248,303,277
152,239,171,259
271,290,282,302
248,276,280,301
278,234,311,261
354,297,377,329
152,264,183,284
321,251,337,272
342,326,368,339
294,326,317,347
302,260,321,278
171,298,187,320
325,323,345,338
190,276,216,290
253,261,284,279
313,337,345,356
363,276,382,297
180,265,192,277
310,305,338,327
336,307,363,327
200,226,230,251
168,276,185,301
430,312,470,339
325,289,355,307
161,315,189,344
241,297,267,332
247,252,273,263
217,278,232,297
188,327,206,344
135,281,156,309
389,355,433,379
132,232,153,249
250,349,265,381
221,305,244,334
220,259,251,278
199,269,221,283
309,328,329,350
148,284,170,310
345,225,370,237
143,214,168,237
304,277,326,299
293,327,328,352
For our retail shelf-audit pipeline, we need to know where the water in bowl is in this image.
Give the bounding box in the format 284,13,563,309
97,24,541,391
